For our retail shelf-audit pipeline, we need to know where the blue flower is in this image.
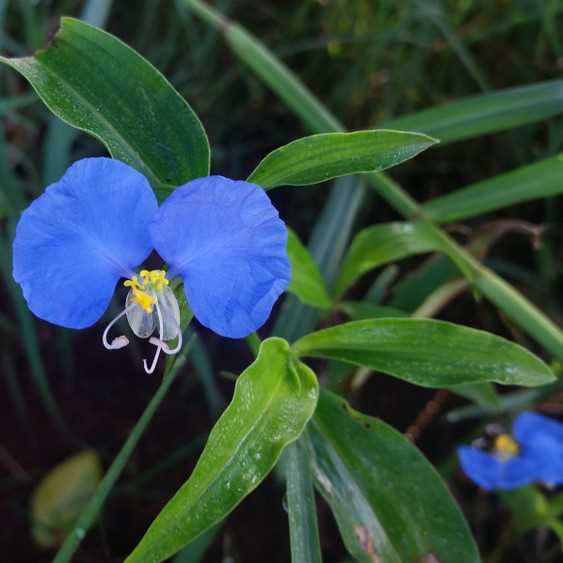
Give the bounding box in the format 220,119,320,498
458,411,563,491
13,157,290,373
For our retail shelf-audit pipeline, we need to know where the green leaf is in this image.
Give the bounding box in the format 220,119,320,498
0,17,209,200
335,222,439,298
248,130,437,189
32,450,102,548
384,79,563,143
293,319,555,388
286,229,332,310
127,338,319,563
307,390,480,563
424,154,563,223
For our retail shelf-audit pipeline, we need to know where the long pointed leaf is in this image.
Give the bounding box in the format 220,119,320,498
294,319,555,388
423,154,563,223
384,79,563,143
127,338,319,563
248,130,437,189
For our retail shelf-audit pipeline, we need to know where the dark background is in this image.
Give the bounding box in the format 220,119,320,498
1,1,562,561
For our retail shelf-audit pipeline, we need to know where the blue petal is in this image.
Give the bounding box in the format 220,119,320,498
13,158,157,329
151,176,290,338
514,411,563,485
458,446,539,491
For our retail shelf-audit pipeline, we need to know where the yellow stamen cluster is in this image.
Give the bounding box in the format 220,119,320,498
124,269,169,313
494,434,519,459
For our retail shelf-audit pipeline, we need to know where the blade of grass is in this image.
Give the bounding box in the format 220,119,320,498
383,79,563,143
423,154,563,223
286,440,322,563
416,0,490,91
183,0,342,135
52,339,193,563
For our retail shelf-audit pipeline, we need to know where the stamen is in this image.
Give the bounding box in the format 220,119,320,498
143,300,165,375
102,305,135,350
494,434,519,460
124,270,169,313
148,313,183,355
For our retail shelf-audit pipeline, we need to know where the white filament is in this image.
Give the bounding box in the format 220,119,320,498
143,300,165,375
149,313,183,355
102,305,136,350
105,286,182,374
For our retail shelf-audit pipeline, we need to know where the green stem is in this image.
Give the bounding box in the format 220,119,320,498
245,332,262,356
185,0,563,361
52,346,190,563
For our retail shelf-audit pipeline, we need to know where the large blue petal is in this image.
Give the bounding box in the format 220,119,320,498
13,158,157,329
151,176,290,338
514,411,563,485
458,446,540,491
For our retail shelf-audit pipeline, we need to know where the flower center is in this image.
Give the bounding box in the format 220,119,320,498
123,269,170,313
494,434,519,460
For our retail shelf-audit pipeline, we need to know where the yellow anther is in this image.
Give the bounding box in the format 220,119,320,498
494,434,519,458
123,270,169,313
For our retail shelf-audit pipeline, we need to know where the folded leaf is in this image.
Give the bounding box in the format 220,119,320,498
293,319,555,388
308,390,480,563
127,338,319,563
286,229,332,309
248,130,437,189
0,18,209,200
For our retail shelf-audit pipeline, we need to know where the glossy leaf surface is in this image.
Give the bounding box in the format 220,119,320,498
286,229,332,309
0,18,209,199
127,338,319,563
248,130,437,189
294,319,554,388
307,390,480,563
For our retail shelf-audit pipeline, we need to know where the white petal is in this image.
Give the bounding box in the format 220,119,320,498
157,286,180,341
126,289,156,338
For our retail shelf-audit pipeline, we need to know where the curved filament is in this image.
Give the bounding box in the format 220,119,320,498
102,305,136,350
143,301,165,375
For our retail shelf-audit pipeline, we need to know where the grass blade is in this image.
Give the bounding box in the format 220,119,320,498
286,441,322,563
423,154,563,223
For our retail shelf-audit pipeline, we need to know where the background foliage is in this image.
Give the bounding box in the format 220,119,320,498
1,1,562,561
